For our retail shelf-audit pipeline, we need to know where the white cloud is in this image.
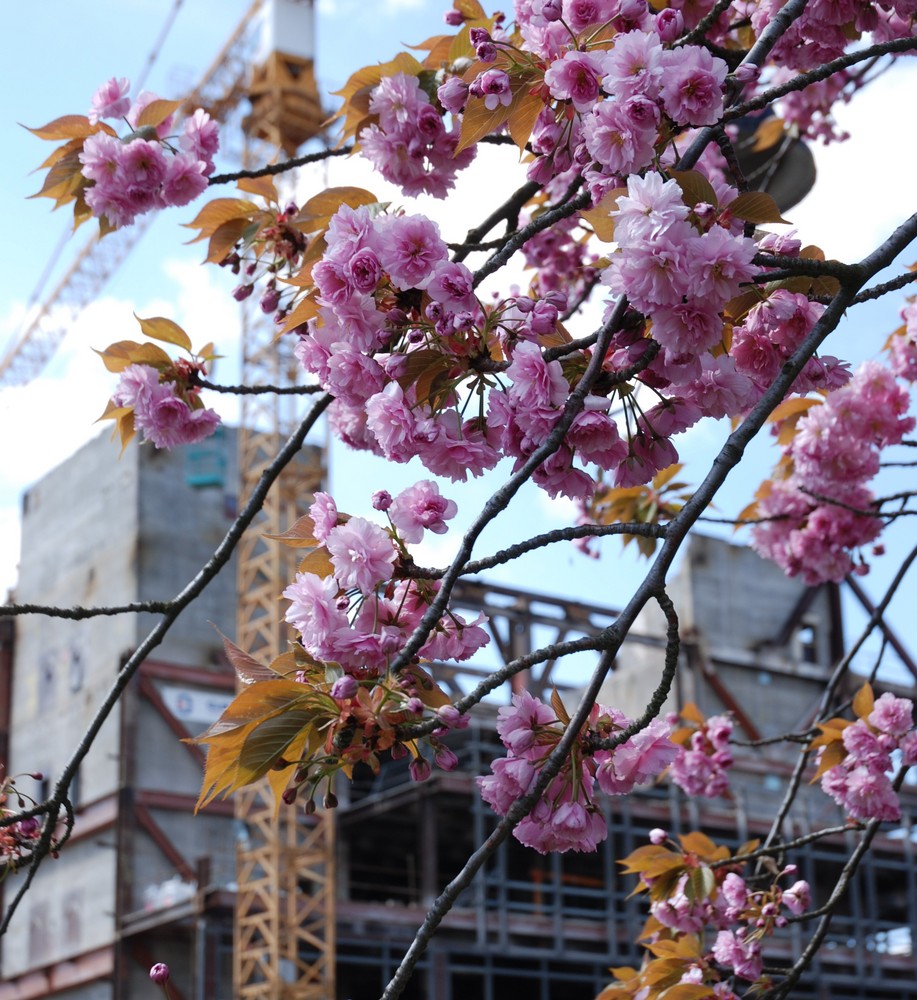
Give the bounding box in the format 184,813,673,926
788,60,917,263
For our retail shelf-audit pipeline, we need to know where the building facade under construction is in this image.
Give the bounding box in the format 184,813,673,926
0,433,916,1000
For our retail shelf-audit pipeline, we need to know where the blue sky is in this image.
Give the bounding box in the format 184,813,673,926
1,1,917,680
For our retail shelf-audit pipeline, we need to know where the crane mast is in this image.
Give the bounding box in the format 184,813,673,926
233,3,332,997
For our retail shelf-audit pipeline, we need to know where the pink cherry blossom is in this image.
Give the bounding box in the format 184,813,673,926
325,517,396,594
389,481,458,543
89,77,131,124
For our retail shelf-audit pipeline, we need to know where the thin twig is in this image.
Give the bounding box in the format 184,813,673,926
208,145,353,185
0,601,172,620
194,378,323,395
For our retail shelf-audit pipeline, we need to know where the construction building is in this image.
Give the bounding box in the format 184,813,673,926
0,432,916,1000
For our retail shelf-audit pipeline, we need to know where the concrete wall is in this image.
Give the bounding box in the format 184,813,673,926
5,433,139,978
4,428,243,982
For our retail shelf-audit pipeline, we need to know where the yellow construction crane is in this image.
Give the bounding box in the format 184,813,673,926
2,2,333,997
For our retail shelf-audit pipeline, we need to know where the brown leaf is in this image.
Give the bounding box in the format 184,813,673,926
670,170,718,209
550,687,570,726
678,831,718,858
279,292,320,333
727,191,790,225
507,85,544,151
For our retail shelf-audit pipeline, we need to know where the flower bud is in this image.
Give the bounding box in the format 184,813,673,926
410,758,432,783
649,828,668,845
372,490,393,511
436,704,469,730
150,964,171,985
655,8,683,42
330,676,358,700
434,747,459,772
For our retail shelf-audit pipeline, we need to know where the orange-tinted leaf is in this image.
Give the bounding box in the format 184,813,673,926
184,198,258,239
853,682,875,721
400,665,452,708
680,702,705,726
455,0,487,17
580,187,626,242
652,463,683,490
678,831,718,857
297,546,336,578
26,114,97,140
767,396,822,424
811,738,847,782
733,499,759,528
237,708,315,786
507,86,544,151
295,186,379,231
237,174,279,202
95,340,172,373
135,315,192,351
456,74,536,154
550,687,570,726
208,217,253,264
724,286,765,323
29,152,85,203
659,985,718,999
264,515,319,548
280,292,320,333
134,98,183,129
750,116,786,152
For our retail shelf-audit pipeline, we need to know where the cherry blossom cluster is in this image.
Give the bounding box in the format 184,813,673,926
751,360,915,583
668,711,735,799
277,664,470,807
478,690,677,852
819,691,917,822
80,78,219,228
282,484,488,678
0,778,43,869
360,72,475,198
889,296,917,381
111,362,220,449
614,829,812,995
751,0,916,72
